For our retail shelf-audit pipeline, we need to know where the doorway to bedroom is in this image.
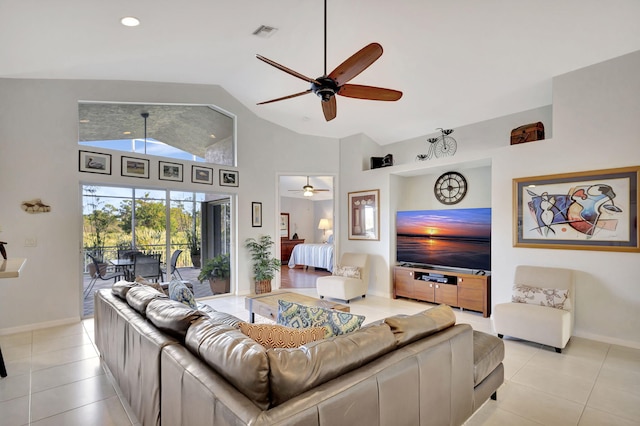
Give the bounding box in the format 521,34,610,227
278,175,334,289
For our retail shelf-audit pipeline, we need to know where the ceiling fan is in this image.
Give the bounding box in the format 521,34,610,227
256,0,402,121
289,176,331,197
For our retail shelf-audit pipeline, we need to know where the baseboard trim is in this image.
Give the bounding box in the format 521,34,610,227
573,330,640,350
0,316,80,336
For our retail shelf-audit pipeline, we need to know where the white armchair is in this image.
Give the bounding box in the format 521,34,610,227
493,265,575,353
316,253,369,303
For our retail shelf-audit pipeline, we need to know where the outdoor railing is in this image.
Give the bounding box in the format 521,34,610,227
83,244,195,274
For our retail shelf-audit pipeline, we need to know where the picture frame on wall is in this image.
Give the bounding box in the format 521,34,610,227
79,150,111,175
219,169,239,187
192,165,213,184
121,156,149,179
513,166,639,251
348,189,380,240
252,202,262,227
159,161,183,182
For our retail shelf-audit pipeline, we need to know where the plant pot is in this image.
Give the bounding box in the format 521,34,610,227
255,279,271,294
191,253,201,268
208,277,230,295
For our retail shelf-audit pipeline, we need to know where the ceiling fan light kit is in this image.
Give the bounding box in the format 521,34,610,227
416,128,458,161
256,0,402,121
289,176,330,197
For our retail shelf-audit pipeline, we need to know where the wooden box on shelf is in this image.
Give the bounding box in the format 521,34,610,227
393,265,491,317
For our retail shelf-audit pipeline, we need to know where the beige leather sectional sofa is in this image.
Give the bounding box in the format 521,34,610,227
94,282,504,426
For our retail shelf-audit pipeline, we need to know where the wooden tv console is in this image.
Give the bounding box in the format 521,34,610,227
393,265,491,317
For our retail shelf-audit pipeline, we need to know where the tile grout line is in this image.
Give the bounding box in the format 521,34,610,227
575,343,611,425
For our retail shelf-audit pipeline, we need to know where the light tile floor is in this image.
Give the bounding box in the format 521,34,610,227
1,288,639,425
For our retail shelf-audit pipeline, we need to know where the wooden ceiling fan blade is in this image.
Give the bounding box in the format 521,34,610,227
338,84,402,101
257,90,312,105
322,96,337,121
328,43,383,86
256,54,320,85
312,189,330,192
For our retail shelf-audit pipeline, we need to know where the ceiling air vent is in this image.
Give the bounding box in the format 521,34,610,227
252,25,278,38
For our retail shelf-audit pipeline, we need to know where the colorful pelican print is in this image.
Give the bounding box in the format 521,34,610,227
526,184,622,238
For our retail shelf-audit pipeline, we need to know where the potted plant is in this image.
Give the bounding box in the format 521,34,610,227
198,253,231,294
245,235,281,294
187,230,201,268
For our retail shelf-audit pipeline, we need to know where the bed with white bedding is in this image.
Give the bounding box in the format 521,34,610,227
287,243,334,272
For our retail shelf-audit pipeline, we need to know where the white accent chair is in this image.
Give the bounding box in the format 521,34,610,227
493,265,575,353
316,253,369,303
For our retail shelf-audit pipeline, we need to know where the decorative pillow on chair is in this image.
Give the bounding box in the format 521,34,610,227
168,278,198,309
512,284,570,310
238,322,326,349
332,265,361,279
277,299,365,337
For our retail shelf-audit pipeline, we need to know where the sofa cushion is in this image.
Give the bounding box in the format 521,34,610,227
135,275,164,293
168,279,198,309
512,284,570,310
146,298,204,341
473,331,504,386
267,322,396,406
125,284,168,316
239,322,326,349
277,299,365,337
206,311,243,328
185,317,270,410
111,280,138,300
384,304,456,348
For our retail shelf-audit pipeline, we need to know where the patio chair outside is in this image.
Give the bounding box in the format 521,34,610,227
84,253,125,299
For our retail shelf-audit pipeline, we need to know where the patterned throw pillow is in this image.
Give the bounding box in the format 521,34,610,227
238,322,326,349
333,265,361,279
277,299,365,337
168,279,198,309
512,284,570,310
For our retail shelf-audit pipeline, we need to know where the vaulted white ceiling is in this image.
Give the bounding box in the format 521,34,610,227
2,0,639,145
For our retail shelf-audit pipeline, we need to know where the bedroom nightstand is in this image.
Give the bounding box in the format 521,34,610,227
281,239,304,264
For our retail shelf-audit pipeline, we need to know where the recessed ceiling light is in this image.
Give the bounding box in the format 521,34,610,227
121,16,140,27
123,131,132,135
210,134,216,139
79,119,90,123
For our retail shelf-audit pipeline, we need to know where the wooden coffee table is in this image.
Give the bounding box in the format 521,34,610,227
245,290,350,323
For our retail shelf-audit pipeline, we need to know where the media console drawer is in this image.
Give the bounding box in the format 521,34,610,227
393,266,491,317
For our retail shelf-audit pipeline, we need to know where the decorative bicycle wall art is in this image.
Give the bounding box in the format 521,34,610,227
416,128,457,161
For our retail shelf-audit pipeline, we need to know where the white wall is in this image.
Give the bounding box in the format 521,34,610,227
0,79,339,333
337,51,640,348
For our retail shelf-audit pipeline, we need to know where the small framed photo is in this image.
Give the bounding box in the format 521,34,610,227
220,169,239,187
159,161,183,182
252,202,262,227
79,150,111,175
192,165,213,184
121,156,150,179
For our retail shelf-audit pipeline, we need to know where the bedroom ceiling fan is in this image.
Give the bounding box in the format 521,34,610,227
289,176,331,197
256,0,402,121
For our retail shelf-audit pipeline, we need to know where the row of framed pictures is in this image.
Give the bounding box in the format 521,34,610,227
79,150,239,187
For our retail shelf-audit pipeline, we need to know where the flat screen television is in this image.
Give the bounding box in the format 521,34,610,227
396,208,491,273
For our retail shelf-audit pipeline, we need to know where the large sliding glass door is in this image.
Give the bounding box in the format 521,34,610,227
82,185,233,317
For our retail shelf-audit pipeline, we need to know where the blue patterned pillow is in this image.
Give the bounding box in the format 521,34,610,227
277,299,365,337
168,279,197,309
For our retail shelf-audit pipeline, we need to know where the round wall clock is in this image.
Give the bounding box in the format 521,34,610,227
434,171,467,205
